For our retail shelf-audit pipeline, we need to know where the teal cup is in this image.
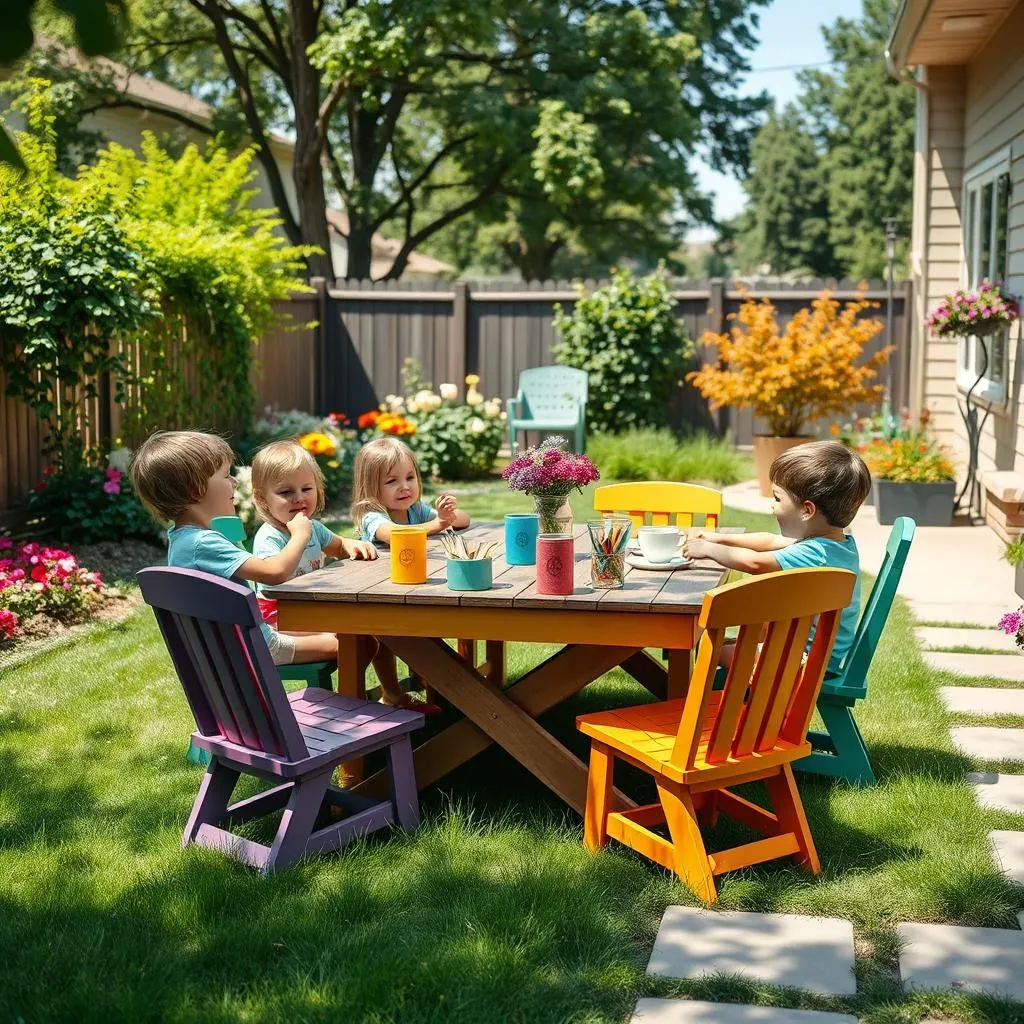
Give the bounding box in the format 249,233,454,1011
505,513,540,566
447,557,493,592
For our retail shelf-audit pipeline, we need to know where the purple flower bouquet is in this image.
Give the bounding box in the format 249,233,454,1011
502,436,599,534
925,280,1019,339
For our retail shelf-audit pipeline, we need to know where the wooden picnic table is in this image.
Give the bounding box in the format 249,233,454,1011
264,522,737,816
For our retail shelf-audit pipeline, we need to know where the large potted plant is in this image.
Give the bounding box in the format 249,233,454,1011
688,289,892,496
861,413,956,526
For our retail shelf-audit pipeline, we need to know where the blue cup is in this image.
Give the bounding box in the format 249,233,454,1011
505,513,540,566
447,557,493,592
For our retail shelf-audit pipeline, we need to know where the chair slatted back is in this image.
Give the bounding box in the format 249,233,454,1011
138,567,308,761
519,366,588,419
594,482,722,530
672,568,856,769
834,517,915,689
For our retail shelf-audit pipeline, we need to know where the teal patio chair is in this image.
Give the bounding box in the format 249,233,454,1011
507,366,588,453
795,516,915,787
187,515,336,766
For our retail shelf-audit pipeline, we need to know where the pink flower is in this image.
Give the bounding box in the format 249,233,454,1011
998,609,1023,635
105,467,121,482
0,539,12,551
103,479,121,495
0,608,18,639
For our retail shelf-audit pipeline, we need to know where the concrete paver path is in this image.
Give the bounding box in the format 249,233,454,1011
630,1002,858,1024
916,627,1019,652
939,687,1024,715
990,830,1024,885
969,771,1024,812
951,727,1024,762
923,652,1024,681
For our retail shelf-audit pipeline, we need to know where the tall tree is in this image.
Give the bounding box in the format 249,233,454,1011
737,0,913,279
741,105,839,278
11,0,768,280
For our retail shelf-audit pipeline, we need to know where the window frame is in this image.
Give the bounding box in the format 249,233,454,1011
958,148,1013,405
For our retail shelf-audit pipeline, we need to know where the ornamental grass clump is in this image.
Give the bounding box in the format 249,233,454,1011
688,289,892,437
926,280,1019,338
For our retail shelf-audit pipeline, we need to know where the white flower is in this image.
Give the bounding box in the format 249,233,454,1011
383,394,405,412
499,411,507,421
466,388,484,407
469,417,486,434
406,399,421,414
106,447,132,472
414,389,435,408
483,400,501,418
439,382,458,401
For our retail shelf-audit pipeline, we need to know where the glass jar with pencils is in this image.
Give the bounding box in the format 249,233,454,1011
587,517,631,589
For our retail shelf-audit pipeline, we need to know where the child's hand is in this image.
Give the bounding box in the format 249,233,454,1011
436,492,458,527
286,511,313,545
343,538,378,561
682,535,710,561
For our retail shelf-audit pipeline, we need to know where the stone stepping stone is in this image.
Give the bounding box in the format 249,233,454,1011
646,907,856,996
630,1001,858,1024
923,651,1024,682
917,627,1019,653
969,772,1024,813
990,830,1024,884
940,687,1024,715
915,603,1017,628
898,921,1024,999
951,727,1024,762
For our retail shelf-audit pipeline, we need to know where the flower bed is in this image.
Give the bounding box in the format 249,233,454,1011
0,539,107,648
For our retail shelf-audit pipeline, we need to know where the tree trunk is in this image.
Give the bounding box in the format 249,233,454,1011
345,212,375,280
288,0,333,280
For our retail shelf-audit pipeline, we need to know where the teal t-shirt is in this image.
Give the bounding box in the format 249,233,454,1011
251,519,335,596
359,499,437,542
165,524,273,643
773,534,860,673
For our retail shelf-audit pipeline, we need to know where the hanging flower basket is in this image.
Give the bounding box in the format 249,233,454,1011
925,280,1019,339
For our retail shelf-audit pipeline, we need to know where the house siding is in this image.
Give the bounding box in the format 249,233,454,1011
961,1,1024,486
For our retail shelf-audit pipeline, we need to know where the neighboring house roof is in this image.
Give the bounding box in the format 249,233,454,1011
325,208,453,277
886,0,1017,71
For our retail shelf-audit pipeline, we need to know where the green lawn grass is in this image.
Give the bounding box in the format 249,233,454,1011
1,494,1023,1022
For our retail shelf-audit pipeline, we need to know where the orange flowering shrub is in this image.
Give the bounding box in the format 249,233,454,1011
687,290,893,437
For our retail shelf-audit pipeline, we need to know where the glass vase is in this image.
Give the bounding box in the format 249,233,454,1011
533,494,573,535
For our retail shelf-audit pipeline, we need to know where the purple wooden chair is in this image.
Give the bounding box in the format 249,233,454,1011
138,566,424,874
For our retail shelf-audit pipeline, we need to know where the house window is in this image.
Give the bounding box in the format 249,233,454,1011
959,150,1012,403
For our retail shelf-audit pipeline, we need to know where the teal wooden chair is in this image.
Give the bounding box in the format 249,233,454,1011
187,515,336,766
795,516,915,787
507,366,588,453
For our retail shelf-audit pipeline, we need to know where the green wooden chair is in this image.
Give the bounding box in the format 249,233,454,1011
795,516,916,787
507,366,588,453
187,515,336,766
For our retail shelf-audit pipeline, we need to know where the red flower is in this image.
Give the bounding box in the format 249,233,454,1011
30,564,48,584
357,410,380,429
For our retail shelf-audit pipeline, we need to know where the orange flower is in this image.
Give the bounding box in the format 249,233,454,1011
299,432,337,457
358,410,380,429
829,424,841,436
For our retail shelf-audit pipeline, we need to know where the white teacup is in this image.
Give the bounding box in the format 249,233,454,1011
637,526,682,563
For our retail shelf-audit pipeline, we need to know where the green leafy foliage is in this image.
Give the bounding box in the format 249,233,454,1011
552,267,692,435
22,464,159,546
587,429,753,486
0,88,155,472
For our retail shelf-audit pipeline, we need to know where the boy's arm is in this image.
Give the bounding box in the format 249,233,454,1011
682,535,782,574
697,531,795,553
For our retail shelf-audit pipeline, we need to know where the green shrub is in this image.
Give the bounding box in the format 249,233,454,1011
1004,538,1024,567
22,460,160,546
552,266,692,434
587,428,752,486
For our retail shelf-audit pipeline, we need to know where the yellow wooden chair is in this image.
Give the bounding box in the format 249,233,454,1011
593,482,722,530
576,567,855,903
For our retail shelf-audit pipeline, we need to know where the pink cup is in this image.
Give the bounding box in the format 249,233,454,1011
536,534,576,596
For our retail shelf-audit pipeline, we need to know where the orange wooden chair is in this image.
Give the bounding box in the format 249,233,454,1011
593,482,722,530
576,566,856,903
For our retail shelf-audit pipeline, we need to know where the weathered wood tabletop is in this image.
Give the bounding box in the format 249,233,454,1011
265,523,736,814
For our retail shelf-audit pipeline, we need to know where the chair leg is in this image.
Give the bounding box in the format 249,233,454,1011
657,780,717,904
797,703,876,787
387,734,421,832
264,770,332,873
764,764,820,874
584,742,614,851
183,760,240,847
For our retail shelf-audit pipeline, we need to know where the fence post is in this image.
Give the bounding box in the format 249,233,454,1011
452,281,469,384
707,278,728,438
310,276,328,415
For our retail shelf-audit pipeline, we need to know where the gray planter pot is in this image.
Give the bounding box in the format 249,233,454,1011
873,479,954,527
1015,562,1024,602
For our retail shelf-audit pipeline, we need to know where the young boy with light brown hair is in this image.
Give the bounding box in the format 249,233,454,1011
682,440,871,672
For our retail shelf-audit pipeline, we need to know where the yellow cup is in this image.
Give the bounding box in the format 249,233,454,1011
390,525,428,584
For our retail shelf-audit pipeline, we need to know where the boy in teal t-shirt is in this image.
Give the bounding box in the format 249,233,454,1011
682,440,872,673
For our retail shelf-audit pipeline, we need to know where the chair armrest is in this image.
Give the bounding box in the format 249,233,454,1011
507,394,523,419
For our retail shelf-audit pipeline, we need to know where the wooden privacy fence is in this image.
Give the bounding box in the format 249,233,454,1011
1,278,910,514
317,276,913,443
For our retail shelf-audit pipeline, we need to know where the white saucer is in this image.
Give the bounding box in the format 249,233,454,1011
626,552,692,571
